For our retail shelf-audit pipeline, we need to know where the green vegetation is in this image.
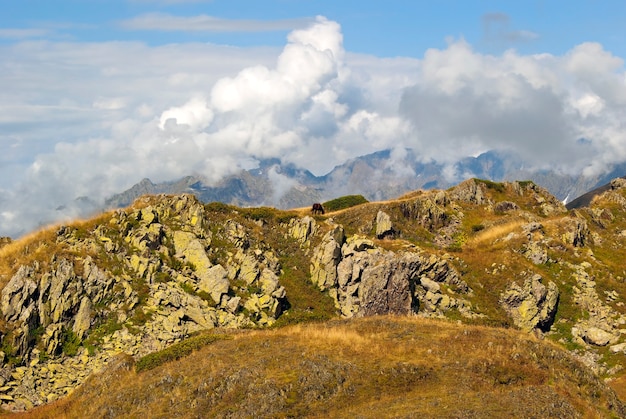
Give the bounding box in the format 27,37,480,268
135,333,231,372
322,195,368,212
239,206,277,221
204,201,233,214
475,178,506,193
61,329,81,357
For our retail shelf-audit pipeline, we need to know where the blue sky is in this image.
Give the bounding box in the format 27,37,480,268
2,0,626,236
3,0,626,57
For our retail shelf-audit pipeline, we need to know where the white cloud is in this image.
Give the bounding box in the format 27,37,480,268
399,38,626,178
159,97,213,130
2,17,626,237
0,28,50,39
119,13,313,32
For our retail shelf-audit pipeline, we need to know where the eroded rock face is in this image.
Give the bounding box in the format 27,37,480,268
561,216,591,247
375,211,394,239
288,216,317,245
311,232,474,318
499,274,559,332
1,257,117,359
449,179,490,205
310,224,345,291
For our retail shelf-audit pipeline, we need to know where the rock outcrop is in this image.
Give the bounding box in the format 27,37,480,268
310,228,475,318
375,211,394,239
567,262,624,348
0,194,289,410
499,274,559,332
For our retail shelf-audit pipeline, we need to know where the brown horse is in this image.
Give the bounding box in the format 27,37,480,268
311,203,324,214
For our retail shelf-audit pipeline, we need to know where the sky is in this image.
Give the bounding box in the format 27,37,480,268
2,0,626,237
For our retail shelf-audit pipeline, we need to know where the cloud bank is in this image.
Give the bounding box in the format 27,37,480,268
1,16,626,237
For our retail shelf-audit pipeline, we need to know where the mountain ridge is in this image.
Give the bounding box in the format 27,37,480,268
105,148,625,212
3,178,626,415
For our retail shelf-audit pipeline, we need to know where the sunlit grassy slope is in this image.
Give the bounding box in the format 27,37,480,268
12,316,626,419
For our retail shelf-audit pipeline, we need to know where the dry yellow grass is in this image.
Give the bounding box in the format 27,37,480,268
10,316,625,419
465,219,526,248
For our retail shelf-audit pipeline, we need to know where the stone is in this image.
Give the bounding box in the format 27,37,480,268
72,297,93,340
173,231,212,273
494,201,520,212
289,216,317,244
523,241,548,265
500,274,559,332
310,230,343,291
375,211,394,239
610,342,626,353
238,253,260,285
449,179,489,205
198,265,230,304
259,269,279,296
1,265,38,322
574,326,620,347
420,277,441,294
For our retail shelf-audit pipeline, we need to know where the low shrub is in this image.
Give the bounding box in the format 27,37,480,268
323,195,368,212
135,333,231,372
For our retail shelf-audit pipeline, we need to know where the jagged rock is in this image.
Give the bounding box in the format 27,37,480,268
522,241,548,265
494,201,520,212
198,265,230,304
342,236,375,256
449,179,489,205
310,226,345,291
259,269,285,299
289,216,317,245
561,216,590,247
225,297,241,314
72,297,92,340
610,178,626,190
319,232,471,318
610,343,626,353
589,207,613,228
400,197,448,231
375,211,394,239
173,231,211,272
420,277,441,294
1,265,38,322
225,220,248,249
500,274,559,332
357,255,413,316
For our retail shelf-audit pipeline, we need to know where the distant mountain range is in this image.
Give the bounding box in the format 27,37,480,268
105,148,626,210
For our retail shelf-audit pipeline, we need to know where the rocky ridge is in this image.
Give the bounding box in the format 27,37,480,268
2,178,626,411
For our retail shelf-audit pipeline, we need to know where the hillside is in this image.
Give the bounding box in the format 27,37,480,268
3,178,626,416
13,317,625,418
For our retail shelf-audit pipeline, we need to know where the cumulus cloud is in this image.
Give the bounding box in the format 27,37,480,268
2,16,626,237
400,39,626,176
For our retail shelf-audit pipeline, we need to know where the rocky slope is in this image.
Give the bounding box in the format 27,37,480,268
2,178,626,414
